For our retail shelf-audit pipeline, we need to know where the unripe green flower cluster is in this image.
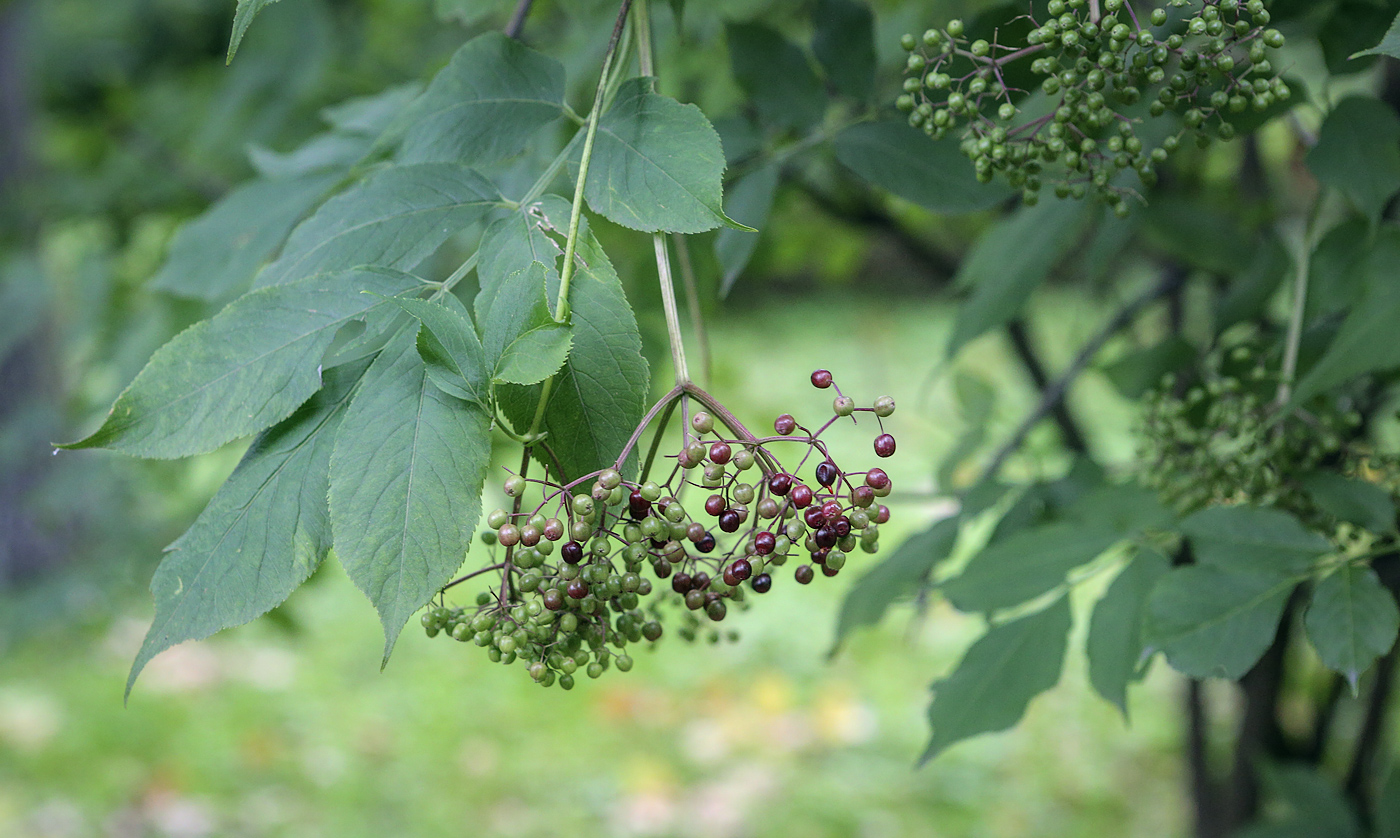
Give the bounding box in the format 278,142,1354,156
424,374,898,688
898,0,1288,213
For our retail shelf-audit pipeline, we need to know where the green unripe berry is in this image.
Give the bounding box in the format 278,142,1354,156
598,468,622,489
1262,29,1284,49
834,396,855,416
901,33,917,51
946,19,964,37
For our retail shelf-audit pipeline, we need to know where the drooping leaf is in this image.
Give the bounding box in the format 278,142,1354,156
128,361,367,697
1144,565,1297,679
920,596,1071,763
833,121,1011,214
832,517,959,650
1179,506,1331,578
716,161,780,297
228,0,286,62
725,22,826,132
1301,472,1398,533
379,295,489,407
151,172,340,301
946,200,1095,357
248,133,371,178
394,33,565,165
1087,549,1171,717
497,222,649,480
941,521,1120,613
811,0,876,99
1351,10,1400,60
585,78,740,234
1306,97,1400,221
1305,563,1400,691
256,163,502,289
329,335,493,661
478,262,572,386
62,269,421,458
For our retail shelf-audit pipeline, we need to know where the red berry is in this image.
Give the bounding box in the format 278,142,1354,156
730,558,752,581
768,473,793,495
754,531,776,554
852,486,875,507
865,468,890,490
821,500,843,522
874,434,896,458
719,509,742,532
795,565,815,584
751,573,772,593
822,564,840,577
705,494,726,517
811,369,834,389
629,490,652,519
709,442,732,464
875,505,890,524
543,589,564,610
804,506,826,529
723,567,740,586
775,414,796,435
790,484,813,508
566,579,590,599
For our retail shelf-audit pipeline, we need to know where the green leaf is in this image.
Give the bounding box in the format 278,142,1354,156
1179,506,1331,578
321,83,423,138
1087,549,1171,717
1301,472,1397,533
248,133,371,178
379,296,489,407
394,33,565,166
1102,336,1195,399
1289,233,1400,406
1142,195,1254,274
1322,1,1395,73
62,269,420,458
228,0,285,62
1375,769,1400,838
152,172,339,301
811,0,876,100
479,262,572,386
1238,763,1362,838
920,596,1071,763
127,361,366,697
1305,564,1399,691
1307,97,1400,222
256,164,502,289
946,200,1095,357
1217,234,1292,330
716,161,780,297
1352,10,1400,59
585,79,738,234
497,223,649,480
832,517,959,650
941,521,1119,613
725,22,825,132
329,334,493,661
833,121,1011,214
1306,216,1371,320
1144,566,1297,679
477,198,566,302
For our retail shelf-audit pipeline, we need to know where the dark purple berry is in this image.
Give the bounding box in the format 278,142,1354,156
629,490,652,520
730,558,752,582
709,442,732,464
812,548,829,564
754,532,776,555
567,579,590,599
811,369,834,389
561,541,584,564
816,461,838,487
822,564,840,578
874,434,896,458
804,506,826,529
704,494,726,517
751,574,772,593
719,509,742,533
696,533,717,553
790,484,813,508
691,572,711,591
672,573,692,594
815,526,838,548
543,589,564,610
768,473,792,495
795,565,815,584
775,414,796,435
865,468,890,490
834,518,851,537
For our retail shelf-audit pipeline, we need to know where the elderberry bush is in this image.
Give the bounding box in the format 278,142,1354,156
421,372,898,689
897,0,1289,213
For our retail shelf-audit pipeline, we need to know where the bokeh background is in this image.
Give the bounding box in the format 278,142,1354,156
0,0,1239,835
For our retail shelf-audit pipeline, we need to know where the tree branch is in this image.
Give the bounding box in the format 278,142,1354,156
505,0,534,39
1005,318,1089,455
978,265,1186,483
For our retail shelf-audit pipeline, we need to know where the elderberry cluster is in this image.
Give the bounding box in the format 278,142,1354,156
897,0,1289,213
1137,344,1363,517
421,371,898,689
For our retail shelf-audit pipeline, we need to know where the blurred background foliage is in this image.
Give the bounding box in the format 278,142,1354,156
2,0,1390,835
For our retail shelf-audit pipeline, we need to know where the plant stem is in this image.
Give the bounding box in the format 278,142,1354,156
1275,191,1325,409
505,0,534,39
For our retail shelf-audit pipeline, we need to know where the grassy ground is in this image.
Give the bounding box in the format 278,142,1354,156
1,290,1191,838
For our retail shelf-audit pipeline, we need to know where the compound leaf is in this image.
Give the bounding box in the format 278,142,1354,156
479,262,571,386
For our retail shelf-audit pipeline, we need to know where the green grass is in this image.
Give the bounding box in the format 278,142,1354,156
0,290,1190,838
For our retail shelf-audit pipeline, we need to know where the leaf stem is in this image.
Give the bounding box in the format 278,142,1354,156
673,234,711,385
